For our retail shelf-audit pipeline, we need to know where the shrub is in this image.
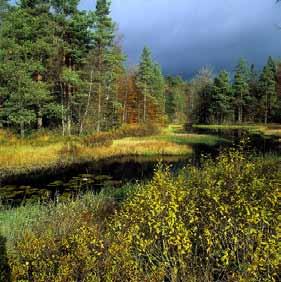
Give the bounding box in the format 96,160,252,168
106,150,281,281
4,150,280,281
83,124,160,148
116,123,160,138
83,132,114,147
8,194,112,282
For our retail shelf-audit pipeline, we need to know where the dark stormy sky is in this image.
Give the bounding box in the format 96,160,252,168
80,0,281,78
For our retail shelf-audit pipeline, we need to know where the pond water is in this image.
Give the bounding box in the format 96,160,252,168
0,128,280,204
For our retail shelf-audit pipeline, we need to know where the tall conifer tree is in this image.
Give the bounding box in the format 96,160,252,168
233,58,250,123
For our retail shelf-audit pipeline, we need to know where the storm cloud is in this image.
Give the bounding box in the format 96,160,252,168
80,0,281,78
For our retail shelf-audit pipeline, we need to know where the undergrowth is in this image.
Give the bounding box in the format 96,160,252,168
0,150,280,281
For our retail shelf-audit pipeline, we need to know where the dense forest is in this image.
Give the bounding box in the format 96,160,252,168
0,0,281,138
189,58,281,125
0,0,186,137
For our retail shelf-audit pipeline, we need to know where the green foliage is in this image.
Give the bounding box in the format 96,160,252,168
94,0,115,49
258,56,278,124
0,1,55,135
136,47,165,123
233,58,251,123
210,70,232,123
165,76,187,123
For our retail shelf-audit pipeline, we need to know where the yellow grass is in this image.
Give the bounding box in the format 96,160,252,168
111,139,191,155
0,128,194,176
257,127,281,137
0,144,63,172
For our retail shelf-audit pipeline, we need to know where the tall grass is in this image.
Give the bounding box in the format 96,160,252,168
0,124,225,177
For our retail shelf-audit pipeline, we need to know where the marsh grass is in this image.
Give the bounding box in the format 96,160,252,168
0,124,224,177
194,123,281,138
0,202,47,250
155,133,227,146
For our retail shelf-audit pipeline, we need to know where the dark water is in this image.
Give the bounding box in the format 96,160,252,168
0,129,280,204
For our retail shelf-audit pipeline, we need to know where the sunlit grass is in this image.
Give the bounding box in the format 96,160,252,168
194,123,281,138
0,124,226,176
112,139,192,155
0,139,192,176
0,144,63,170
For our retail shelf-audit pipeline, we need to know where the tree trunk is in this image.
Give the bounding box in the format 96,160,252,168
80,70,94,135
143,86,147,123
37,109,43,130
20,122,25,139
238,106,243,123
66,84,72,136
264,92,268,124
37,116,43,129
123,76,129,123
97,82,102,132
97,49,103,132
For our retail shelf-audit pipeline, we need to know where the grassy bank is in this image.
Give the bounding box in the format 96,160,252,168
194,123,281,138
0,150,280,281
0,125,224,178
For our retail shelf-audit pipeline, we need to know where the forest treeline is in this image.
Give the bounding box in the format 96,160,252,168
0,0,281,138
189,57,281,125
0,0,186,137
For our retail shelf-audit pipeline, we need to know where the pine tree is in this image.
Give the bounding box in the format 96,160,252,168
258,57,277,124
103,45,125,130
274,62,281,122
0,1,54,136
233,58,250,123
189,67,214,124
165,76,187,123
91,0,116,132
0,0,8,23
246,64,259,121
210,70,232,123
151,63,165,122
50,0,96,135
136,47,155,123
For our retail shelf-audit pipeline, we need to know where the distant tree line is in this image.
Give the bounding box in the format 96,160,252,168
0,0,280,137
0,0,188,137
188,57,281,124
